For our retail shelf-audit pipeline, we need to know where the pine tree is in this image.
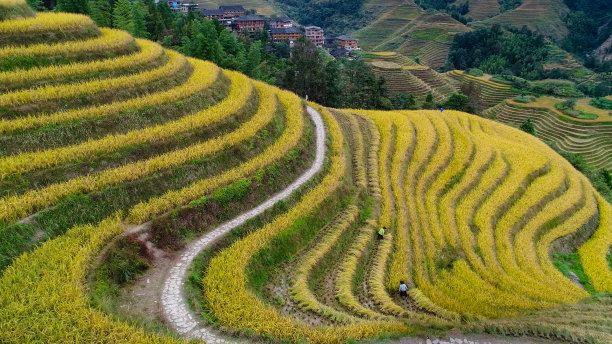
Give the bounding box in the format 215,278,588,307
520,117,537,136
129,0,148,38
244,41,263,79
56,0,89,13
112,0,131,32
324,59,342,108
26,0,42,11
89,0,112,27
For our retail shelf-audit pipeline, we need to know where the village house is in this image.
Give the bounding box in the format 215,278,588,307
165,1,197,12
219,5,246,18
336,35,359,50
305,26,324,47
202,9,224,20
233,15,266,32
270,27,302,43
324,34,336,48
180,3,198,13
270,16,293,29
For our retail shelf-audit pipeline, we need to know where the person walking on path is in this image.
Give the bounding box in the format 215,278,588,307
399,281,408,297
378,226,386,240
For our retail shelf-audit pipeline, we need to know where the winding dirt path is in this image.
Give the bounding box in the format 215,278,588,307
159,106,326,343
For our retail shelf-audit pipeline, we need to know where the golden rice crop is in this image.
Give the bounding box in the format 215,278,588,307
449,70,511,90
0,12,95,34
0,77,265,224
425,115,472,249
126,88,300,223
0,0,27,5
289,205,359,324
579,194,612,292
0,69,249,178
536,180,597,291
202,105,410,343
0,57,217,133
0,28,134,59
0,39,164,91
333,113,384,320
513,170,588,294
0,214,183,343
0,48,185,108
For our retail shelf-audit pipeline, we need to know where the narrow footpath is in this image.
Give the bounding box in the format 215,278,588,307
159,106,326,343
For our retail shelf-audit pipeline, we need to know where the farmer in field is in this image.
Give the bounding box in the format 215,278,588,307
399,281,408,297
377,226,386,240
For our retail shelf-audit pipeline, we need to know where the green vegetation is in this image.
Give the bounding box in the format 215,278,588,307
447,24,550,79
562,0,612,72
415,0,471,24
467,68,483,76
513,95,534,103
553,253,595,294
519,117,536,136
590,97,612,110
273,0,370,35
498,0,521,13
547,141,612,203
555,99,598,120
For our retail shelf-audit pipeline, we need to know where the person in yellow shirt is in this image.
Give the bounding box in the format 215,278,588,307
377,226,386,240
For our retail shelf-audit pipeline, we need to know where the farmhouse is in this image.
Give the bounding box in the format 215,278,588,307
305,26,324,47
219,5,246,18
336,35,359,50
270,27,302,43
233,15,266,32
165,1,197,13
270,16,293,29
201,9,224,20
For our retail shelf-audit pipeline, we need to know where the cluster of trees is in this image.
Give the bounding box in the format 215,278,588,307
446,24,549,80
284,37,391,109
415,0,471,24
498,0,521,13
562,0,612,71
274,0,370,35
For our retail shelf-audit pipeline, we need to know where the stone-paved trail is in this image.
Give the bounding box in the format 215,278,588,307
159,106,326,343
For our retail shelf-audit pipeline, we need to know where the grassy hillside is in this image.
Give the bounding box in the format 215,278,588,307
354,5,469,69
193,0,281,16
476,0,570,41
0,2,611,344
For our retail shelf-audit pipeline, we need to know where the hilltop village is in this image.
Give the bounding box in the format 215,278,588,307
163,1,360,58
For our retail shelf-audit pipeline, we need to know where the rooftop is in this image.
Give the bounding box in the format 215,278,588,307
202,9,224,15
270,27,301,34
233,15,267,22
336,35,357,41
219,5,245,11
271,16,292,22
305,26,322,30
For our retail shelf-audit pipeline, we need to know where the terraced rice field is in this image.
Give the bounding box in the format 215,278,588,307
396,14,469,69
363,51,419,67
0,2,611,344
480,0,569,41
448,70,516,110
465,0,500,21
355,8,469,69
369,61,456,102
484,100,612,170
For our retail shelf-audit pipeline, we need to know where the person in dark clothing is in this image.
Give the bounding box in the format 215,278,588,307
377,226,386,239
399,281,408,297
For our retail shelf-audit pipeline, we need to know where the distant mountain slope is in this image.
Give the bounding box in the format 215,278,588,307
479,0,570,41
